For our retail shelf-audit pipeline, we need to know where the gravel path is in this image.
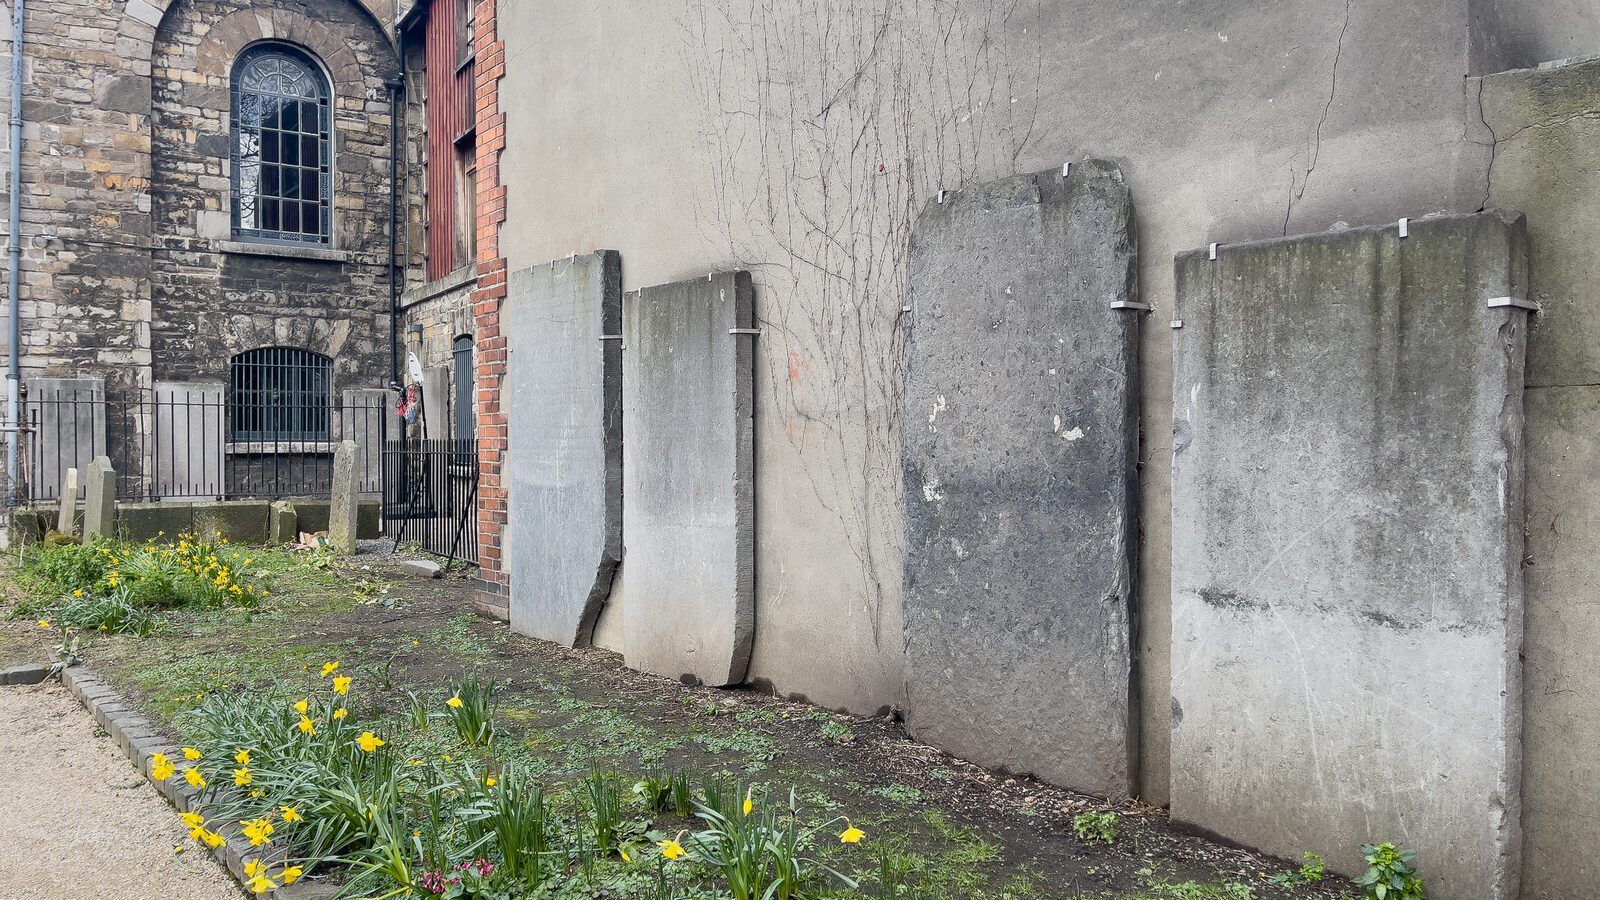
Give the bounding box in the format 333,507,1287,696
0,683,240,899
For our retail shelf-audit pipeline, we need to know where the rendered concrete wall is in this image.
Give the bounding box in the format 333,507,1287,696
621,272,755,687
1479,57,1600,900
1471,0,1600,73
902,163,1141,799
505,253,623,648
497,0,1504,792
1171,213,1529,898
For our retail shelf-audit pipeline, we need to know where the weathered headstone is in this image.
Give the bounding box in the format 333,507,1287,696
28,377,106,502
82,456,116,538
267,500,296,545
153,381,223,500
622,271,755,686
56,467,80,537
901,162,1142,800
327,440,359,554
505,252,623,647
1170,212,1530,898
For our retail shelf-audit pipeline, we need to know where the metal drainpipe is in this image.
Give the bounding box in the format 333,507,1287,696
5,0,24,504
387,76,403,391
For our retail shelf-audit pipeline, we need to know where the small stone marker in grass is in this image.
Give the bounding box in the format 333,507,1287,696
56,466,80,537
83,456,116,538
268,500,296,545
328,440,359,554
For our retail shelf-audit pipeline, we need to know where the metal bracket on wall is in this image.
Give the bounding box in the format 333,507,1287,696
1398,218,1410,238
1208,242,1219,261
599,334,626,350
728,328,763,338
1171,319,1184,329
1487,296,1540,312
1061,161,1071,178
1110,300,1151,311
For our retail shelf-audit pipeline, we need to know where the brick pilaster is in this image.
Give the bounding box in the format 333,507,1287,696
469,0,510,619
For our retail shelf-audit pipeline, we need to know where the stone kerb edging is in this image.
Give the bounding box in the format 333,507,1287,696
56,664,335,899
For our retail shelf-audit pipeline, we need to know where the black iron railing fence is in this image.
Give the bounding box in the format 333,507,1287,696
15,388,387,504
381,438,479,564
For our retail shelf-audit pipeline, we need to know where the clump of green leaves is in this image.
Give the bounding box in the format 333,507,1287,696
57,588,156,636
1072,811,1119,843
445,672,496,746
583,768,625,855
1358,842,1425,900
1266,852,1326,887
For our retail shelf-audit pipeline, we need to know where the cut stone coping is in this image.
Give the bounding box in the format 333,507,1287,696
0,664,48,685
55,663,336,899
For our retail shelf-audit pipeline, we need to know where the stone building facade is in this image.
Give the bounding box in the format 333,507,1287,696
0,0,412,496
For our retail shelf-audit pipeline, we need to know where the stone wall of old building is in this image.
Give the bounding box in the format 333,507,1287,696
0,0,405,397
147,0,400,390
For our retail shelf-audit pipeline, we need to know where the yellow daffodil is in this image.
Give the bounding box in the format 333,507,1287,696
200,829,225,848
407,758,422,766
658,837,688,860
245,859,266,878
241,818,276,847
36,619,49,629
293,698,309,714
320,661,339,677
234,749,251,765
447,694,464,709
839,822,865,844
182,747,202,761
743,789,753,816
150,754,174,781
183,767,206,788
442,754,453,761
73,588,83,598
281,866,303,885
355,731,385,752
620,847,632,862
297,716,316,735
332,676,351,696
180,811,205,828
280,806,301,823
233,767,252,786
250,788,264,799
187,824,206,842
485,776,497,787
247,875,275,895
332,708,348,720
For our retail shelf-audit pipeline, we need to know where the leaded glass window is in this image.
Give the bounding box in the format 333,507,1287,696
231,45,332,245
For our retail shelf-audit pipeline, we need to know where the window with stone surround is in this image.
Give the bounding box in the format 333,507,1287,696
229,347,333,442
231,44,333,246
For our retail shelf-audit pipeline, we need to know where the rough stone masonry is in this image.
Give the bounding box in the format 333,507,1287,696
1170,212,1530,899
901,162,1142,800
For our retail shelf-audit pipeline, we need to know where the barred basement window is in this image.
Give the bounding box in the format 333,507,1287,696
231,44,332,245
230,348,333,442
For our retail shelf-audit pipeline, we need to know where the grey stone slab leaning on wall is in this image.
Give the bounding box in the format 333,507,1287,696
901,161,1142,800
622,271,755,687
505,252,624,648
1169,212,1530,899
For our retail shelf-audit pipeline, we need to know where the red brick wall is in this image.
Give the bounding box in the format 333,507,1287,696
470,0,510,618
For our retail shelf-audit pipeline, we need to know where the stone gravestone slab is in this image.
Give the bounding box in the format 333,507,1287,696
505,252,624,648
56,467,80,537
901,162,1142,800
327,440,359,554
28,377,106,504
267,500,296,545
83,456,116,538
1170,212,1530,898
622,271,755,686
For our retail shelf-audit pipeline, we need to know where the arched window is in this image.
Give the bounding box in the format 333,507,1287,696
231,44,332,245
229,347,333,441
452,334,475,441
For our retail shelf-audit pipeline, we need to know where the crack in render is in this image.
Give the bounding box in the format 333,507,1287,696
1284,0,1351,235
